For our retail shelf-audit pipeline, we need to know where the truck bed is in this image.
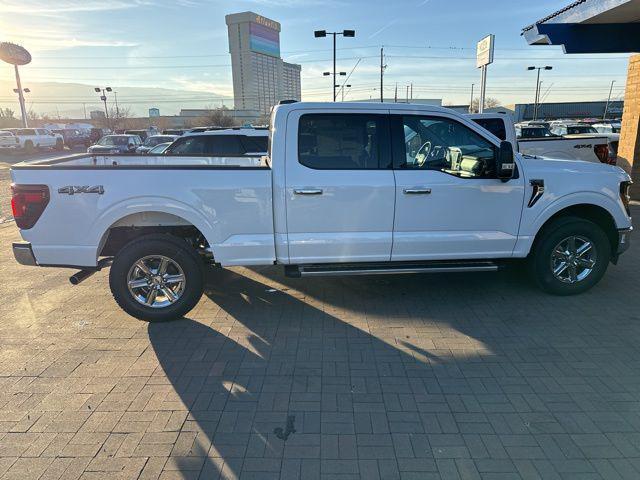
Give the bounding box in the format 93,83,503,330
12,153,269,169
10,153,275,268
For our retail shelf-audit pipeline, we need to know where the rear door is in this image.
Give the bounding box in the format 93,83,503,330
284,110,396,264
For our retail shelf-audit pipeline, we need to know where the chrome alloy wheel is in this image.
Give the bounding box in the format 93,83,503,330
550,235,597,284
127,255,186,308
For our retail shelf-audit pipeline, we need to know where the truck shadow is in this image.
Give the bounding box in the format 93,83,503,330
146,263,628,479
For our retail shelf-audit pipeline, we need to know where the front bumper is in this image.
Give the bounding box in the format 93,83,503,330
617,227,632,256
12,242,38,266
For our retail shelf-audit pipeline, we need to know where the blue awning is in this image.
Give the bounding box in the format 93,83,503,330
523,0,640,53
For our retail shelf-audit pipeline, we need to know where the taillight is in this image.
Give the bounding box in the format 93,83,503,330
11,184,49,229
620,181,632,216
594,144,609,164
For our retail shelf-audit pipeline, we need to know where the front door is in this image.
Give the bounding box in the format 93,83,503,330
391,113,525,261
285,110,396,264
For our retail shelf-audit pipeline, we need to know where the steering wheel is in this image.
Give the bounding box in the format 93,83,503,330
415,141,431,167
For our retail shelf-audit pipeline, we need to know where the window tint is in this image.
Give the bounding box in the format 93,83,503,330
471,118,507,141
298,114,387,169
240,136,268,154
399,116,496,178
166,136,208,154
208,136,244,156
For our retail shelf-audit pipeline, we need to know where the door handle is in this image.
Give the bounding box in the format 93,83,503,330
294,188,323,195
403,188,432,195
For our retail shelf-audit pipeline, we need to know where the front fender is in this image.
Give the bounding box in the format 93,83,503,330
525,191,629,237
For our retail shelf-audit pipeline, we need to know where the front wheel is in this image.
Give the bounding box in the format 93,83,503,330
109,234,204,321
529,217,611,295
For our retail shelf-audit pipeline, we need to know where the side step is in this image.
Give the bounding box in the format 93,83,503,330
285,260,500,278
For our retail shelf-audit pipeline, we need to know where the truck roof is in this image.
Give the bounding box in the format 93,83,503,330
184,128,268,137
274,101,455,115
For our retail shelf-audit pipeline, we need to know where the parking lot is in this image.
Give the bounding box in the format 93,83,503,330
0,201,639,480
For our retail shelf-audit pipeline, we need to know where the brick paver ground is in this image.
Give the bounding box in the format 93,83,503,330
1,209,640,480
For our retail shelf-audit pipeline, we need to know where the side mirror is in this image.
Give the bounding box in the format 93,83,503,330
496,141,516,181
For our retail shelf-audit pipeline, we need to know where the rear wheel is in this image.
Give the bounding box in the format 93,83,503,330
529,216,611,295
109,234,204,321
55,139,64,151
23,140,33,152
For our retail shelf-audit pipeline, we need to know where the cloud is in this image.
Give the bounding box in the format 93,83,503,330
0,0,154,15
369,19,399,39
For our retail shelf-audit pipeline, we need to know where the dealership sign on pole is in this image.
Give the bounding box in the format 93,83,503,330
476,34,494,113
0,42,32,127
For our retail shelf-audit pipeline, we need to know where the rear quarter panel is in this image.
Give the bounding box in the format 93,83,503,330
11,167,275,267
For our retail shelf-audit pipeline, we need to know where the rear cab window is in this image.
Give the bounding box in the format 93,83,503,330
297,113,390,169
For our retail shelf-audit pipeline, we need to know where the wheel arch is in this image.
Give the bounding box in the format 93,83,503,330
530,203,618,258
94,206,215,260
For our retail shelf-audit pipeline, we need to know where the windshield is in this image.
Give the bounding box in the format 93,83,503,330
567,125,597,134
144,136,173,147
98,136,128,146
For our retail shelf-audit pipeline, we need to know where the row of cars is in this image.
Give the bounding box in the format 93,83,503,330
0,127,109,153
87,126,269,157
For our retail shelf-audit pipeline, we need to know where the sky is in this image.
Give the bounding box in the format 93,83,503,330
0,0,631,118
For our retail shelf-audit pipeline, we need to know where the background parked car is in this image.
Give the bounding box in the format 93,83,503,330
52,129,91,149
592,122,622,134
164,128,268,156
7,128,64,151
515,125,558,139
147,142,172,155
87,135,142,154
162,129,185,136
124,129,150,142
0,130,20,151
135,135,179,154
89,128,108,144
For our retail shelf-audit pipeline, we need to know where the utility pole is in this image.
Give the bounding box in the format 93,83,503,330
410,82,413,101
114,91,120,118
469,83,475,113
406,85,409,103
603,80,616,120
394,83,398,103
83,103,87,120
380,47,384,103
14,66,28,127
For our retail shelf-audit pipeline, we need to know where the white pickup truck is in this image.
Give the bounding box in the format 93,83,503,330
11,102,633,321
472,115,615,164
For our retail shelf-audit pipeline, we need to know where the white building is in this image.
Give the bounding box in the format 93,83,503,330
225,12,301,116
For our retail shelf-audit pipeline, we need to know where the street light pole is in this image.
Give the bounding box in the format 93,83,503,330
528,66,552,121
314,29,355,102
469,83,475,113
95,86,112,130
603,80,616,121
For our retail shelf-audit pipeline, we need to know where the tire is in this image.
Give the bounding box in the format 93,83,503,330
109,234,204,321
55,139,64,151
23,140,33,152
529,216,611,295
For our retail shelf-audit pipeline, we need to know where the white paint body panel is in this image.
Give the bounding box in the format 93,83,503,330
10,102,632,272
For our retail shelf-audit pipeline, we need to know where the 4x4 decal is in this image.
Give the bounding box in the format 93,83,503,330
58,185,104,195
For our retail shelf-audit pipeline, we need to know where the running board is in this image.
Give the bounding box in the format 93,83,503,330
285,260,500,278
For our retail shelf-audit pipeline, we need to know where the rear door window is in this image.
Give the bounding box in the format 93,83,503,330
166,136,208,155
298,113,389,169
207,135,244,156
240,136,268,154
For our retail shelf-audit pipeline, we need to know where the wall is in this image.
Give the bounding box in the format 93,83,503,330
618,54,640,196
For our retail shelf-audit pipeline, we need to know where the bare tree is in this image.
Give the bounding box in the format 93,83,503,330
0,108,19,128
191,107,237,128
470,97,501,113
